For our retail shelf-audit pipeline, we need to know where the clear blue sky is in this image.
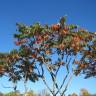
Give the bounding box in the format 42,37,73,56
0,0,96,95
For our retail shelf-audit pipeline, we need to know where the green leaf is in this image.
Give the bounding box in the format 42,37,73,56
68,24,77,30
14,34,29,38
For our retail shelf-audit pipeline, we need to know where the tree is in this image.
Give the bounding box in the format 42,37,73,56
80,88,90,96
0,16,95,96
68,88,91,96
4,91,20,96
24,90,37,96
70,93,78,96
0,92,4,96
38,89,50,96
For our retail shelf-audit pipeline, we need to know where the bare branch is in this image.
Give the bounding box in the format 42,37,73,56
61,74,73,96
42,77,53,94
55,71,69,95
55,65,60,78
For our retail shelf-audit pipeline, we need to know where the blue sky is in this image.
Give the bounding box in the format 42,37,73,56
0,0,96,95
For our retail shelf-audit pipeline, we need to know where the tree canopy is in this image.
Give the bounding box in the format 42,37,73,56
0,16,96,96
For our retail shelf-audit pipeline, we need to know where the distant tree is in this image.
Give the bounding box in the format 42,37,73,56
38,89,50,96
0,92,4,96
80,88,90,96
68,93,77,96
71,93,78,96
69,88,96,96
24,90,37,96
0,16,95,96
4,91,20,96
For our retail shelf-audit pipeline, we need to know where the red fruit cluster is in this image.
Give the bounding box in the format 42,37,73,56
31,53,37,58
15,41,21,46
51,24,60,31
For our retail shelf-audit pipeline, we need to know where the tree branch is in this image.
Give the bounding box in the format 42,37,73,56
61,74,73,96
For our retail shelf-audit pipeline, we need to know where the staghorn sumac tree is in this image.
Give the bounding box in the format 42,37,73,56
0,16,96,96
